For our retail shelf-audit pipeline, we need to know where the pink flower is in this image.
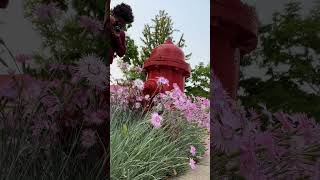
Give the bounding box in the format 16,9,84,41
75,55,109,90
34,3,59,22
212,121,240,154
135,102,141,109
220,108,241,130
41,95,60,116
212,74,233,109
119,62,130,71
151,112,162,128
81,129,97,148
157,77,169,86
133,79,144,90
135,66,143,72
136,96,143,101
189,158,197,170
292,113,317,144
190,145,196,156
22,75,45,100
79,16,103,35
274,112,293,131
71,72,82,84
110,85,119,93
72,89,88,107
164,102,172,109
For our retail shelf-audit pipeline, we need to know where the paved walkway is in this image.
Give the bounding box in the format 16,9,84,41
172,156,210,180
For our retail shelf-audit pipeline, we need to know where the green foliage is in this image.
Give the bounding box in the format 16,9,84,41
110,104,207,179
123,36,139,65
240,0,320,120
185,62,210,98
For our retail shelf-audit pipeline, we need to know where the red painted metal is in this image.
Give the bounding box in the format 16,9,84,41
143,38,191,95
211,0,258,99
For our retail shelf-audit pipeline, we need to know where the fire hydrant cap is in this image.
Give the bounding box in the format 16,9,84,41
144,38,191,76
149,38,185,63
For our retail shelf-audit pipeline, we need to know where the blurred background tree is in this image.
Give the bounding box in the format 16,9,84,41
239,0,320,120
185,62,210,98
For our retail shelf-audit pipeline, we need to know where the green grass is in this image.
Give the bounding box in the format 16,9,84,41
110,105,207,180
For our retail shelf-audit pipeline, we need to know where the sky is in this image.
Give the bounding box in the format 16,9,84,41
110,0,210,80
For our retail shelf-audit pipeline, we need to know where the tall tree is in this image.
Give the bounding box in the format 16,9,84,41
138,10,191,66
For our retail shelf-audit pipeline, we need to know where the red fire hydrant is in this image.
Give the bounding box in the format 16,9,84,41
142,38,191,95
212,0,258,99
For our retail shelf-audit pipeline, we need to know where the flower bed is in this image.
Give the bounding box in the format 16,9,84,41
110,79,210,179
